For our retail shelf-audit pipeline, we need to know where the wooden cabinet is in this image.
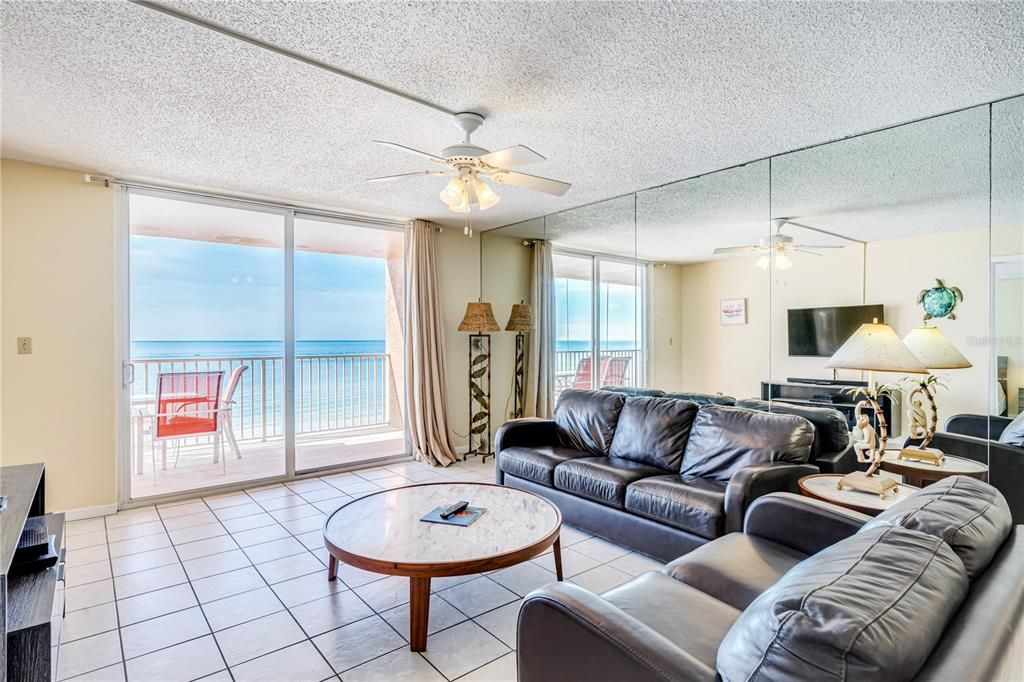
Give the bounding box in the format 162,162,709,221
1,464,66,682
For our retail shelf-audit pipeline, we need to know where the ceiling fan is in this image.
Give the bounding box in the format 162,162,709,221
368,112,571,213
712,218,847,270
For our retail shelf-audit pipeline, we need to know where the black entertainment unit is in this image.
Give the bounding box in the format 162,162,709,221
1,464,66,682
761,377,902,435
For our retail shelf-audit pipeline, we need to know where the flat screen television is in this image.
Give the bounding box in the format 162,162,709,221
787,304,884,357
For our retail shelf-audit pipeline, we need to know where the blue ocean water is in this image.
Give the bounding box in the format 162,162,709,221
132,339,385,360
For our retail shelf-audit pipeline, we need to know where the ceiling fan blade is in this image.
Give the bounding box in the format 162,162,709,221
367,170,450,183
492,170,571,196
480,145,546,168
791,244,847,249
789,248,824,256
712,246,761,255
373,140,448,164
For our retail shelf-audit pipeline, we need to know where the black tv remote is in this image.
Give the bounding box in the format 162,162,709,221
440,501,469,519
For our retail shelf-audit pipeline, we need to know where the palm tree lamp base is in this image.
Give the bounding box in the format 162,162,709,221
897,446,945,466
836,471,901,499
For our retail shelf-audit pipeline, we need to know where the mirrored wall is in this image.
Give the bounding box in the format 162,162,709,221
482,96,1023,517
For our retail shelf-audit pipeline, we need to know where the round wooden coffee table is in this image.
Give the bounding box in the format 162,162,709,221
879,452,988,487
798,473,920,516
323,482,563,651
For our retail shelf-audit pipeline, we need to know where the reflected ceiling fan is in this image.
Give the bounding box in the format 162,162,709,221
712,218,847,270
368,112,571,214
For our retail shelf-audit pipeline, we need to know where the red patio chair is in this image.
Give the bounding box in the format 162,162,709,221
601,356,632,387
150,371,224,479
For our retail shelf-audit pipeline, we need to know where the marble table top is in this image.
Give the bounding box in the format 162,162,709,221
799,474,920,513
880,452,988,475
323,482,561,568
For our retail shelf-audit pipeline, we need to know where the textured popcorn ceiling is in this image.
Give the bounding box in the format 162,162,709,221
2,1,1022,231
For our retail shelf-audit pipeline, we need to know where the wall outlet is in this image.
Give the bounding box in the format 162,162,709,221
17,337,32,354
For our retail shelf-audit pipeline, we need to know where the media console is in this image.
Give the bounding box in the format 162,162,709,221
1,464,65,682
761,378,902,436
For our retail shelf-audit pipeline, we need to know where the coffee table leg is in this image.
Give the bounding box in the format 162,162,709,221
553,536,564,581
327,555,337,581
409,576,431,652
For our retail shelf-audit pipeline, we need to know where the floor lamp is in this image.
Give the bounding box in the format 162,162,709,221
458,301,501,461
505,302,535,419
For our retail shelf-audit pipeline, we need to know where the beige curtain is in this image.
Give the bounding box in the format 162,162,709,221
525,240,556,417
404,220,458,466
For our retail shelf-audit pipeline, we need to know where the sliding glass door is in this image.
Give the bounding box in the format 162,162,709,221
553,251,647,400
124,191,407,502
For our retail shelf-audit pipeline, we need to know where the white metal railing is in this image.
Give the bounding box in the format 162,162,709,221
554,348,644,392
131,353,391,443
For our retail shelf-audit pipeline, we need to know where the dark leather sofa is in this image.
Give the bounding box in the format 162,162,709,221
519,476,1022,682
495,389,820,561
735,398,855,473
907,412,1024,523
599,385,736,406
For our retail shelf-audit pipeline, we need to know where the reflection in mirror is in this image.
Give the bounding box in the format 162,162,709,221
636,161,770,402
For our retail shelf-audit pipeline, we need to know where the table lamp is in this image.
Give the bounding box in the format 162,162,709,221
458,301,501,461
899,325,972,465
825,319,927,497
504,302,535,419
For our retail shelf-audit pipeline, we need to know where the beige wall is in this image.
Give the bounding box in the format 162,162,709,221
648,264,683,391
480,232,531,438
1,159,118,511
433,227,482,450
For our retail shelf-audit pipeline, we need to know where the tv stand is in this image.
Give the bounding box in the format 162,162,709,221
762,380,901,435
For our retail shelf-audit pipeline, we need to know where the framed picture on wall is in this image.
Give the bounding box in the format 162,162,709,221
720,298,747,325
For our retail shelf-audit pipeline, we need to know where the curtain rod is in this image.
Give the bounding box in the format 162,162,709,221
84,174,409,229
128,0,457,118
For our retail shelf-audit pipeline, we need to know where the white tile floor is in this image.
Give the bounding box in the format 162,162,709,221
58,457,664,682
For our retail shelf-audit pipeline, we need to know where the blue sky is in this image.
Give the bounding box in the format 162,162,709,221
554,276,641,345
131,236,386,340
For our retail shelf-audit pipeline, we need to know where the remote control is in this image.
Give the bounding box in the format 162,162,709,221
440,501,469,519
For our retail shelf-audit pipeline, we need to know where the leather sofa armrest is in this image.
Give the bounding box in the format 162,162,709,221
944,413,1012,440
921,432,1023,523
814,443,857,474
494,419,559,484
518,582,717,682
724,463,819,533
743,492,870,556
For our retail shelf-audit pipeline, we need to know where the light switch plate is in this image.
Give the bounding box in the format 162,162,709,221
17,337,32,354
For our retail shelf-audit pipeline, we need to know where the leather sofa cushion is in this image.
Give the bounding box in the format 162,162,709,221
717,526,969,682
680,406,814,482
498,445,591,487
664,391,735,406
554,456,665,508
603,571,741,672
554,389,626,456
624,475,727,539
661,533,805,610
609,396,699,470
863,475,1012,579
599,386,666,397
997,410,1024,447
736,398,850,457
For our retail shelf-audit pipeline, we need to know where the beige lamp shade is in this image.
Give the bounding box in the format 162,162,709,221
824,321,928,374
505,303,535,332
458,301,501,333
903,326,972,369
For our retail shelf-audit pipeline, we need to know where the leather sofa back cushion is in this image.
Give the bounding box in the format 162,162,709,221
599,386,667,398
717,526,969,682
736,399,850,455
609,396,699,469
664,391,735,406
679,406,814,482
554,389,626,456
863,475,1012,579
998,410,1024,447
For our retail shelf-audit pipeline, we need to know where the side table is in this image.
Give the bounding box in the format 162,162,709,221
798,473,920,516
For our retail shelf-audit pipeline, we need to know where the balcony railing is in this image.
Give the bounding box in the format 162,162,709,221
554,348,644,392
131,353,391,443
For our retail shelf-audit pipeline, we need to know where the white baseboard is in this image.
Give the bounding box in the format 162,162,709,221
63,503,118,521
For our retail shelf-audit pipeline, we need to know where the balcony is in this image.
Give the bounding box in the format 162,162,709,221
130,352,404,499
554,348,644,396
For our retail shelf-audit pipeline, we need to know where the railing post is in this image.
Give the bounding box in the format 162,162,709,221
261,359,268,442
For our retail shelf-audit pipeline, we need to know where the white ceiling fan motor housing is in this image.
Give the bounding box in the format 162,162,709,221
442,112,489,160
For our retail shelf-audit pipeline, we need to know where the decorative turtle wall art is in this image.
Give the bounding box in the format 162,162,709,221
917,279,964,321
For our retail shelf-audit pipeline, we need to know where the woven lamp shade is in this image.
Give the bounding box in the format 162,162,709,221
903,326,972,369
505,303,535,332
458,301,501,333
825,321,928,374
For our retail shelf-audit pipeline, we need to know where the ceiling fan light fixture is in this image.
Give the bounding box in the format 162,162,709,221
439,177,464,207
756,254,771,270
473,178,500,210
775,252,793,270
